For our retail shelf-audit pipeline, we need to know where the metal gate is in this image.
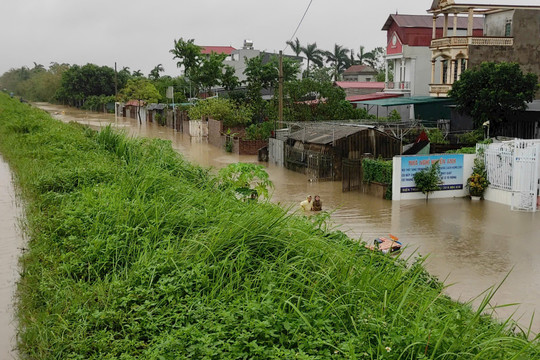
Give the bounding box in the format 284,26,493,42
511,141,539,211
342,159,362,192
306,152,333,181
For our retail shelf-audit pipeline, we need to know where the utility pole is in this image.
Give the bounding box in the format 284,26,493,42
278,50,284,130
114,62,118,97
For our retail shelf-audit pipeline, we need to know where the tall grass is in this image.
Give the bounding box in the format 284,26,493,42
0,93,538,359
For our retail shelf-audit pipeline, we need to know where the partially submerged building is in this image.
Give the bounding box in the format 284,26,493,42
284,123,401,181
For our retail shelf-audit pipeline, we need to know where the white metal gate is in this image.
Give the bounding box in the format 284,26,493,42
511,141,539,211
482,140,540,212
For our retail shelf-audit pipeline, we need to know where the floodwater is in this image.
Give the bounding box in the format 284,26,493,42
26,103,540,335
0,156,22,359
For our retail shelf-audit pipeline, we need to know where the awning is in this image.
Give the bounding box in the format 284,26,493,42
352,96,453,107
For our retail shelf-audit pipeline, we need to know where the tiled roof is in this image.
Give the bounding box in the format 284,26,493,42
335,81,385,89
343,65,378,75
382,14,483,30
200,46,236,55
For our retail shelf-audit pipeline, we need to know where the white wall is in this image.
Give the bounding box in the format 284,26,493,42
392,154,475,201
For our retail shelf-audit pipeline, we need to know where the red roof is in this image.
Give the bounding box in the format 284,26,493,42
346,92,403,102
382,14,483,31
200,46,236,55
335,81,385,89
343,65,378,75
125,100,144,106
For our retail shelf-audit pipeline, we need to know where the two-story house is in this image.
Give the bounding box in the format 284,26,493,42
429,0,540,97
382,13,483,97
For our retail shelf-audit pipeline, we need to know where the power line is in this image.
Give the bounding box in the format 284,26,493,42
283,0,314,52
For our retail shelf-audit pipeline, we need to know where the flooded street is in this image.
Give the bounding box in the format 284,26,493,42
0,156,22,359
33,103,540,335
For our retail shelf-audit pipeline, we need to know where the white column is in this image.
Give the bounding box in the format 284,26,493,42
432,16,437,39
431,60,436,84
453,13,458,36
385,58,389,86
443,13,449,37
467,8,474,36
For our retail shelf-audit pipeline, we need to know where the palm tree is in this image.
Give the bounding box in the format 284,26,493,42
357,46,377,68
132,70,143,77
325,44,350,81
149,64,164,80
286,37,302,56
300,42,324,78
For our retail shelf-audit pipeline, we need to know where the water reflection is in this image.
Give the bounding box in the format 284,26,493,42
36,103,540,334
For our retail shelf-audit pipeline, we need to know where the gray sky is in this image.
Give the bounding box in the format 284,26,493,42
1,0,538,76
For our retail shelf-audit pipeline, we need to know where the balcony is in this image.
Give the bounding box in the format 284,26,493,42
429,84,452,97
385,81,411,92
431,36,514,49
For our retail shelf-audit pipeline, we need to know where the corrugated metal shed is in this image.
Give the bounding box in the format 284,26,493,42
288,125,375,145
147,103,167,111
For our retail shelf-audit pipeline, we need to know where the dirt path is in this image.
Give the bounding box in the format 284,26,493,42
0,155,22,359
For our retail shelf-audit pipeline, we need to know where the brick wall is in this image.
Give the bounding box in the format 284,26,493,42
238,139,268,155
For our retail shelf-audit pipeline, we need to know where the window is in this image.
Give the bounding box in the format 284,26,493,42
442,60,448,84
505,20,512,37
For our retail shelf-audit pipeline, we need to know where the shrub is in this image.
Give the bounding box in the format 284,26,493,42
362,158,393,199
244,121,273,140
413,161,443,201
188,98,252,127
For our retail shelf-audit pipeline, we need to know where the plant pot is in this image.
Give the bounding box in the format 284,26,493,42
470,196,481,201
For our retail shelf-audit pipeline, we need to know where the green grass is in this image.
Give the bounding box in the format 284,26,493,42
0,92,538,359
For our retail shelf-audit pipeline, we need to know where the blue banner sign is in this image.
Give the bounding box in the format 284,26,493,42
400,154,464,193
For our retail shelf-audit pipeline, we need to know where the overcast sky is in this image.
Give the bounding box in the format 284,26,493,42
1,0,539,76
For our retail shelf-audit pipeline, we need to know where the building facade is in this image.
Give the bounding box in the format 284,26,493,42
382,13,483,97
428,0,540,97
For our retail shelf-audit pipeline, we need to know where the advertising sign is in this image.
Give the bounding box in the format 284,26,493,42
400,154,464,193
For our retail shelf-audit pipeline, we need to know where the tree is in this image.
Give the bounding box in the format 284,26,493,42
148,64,164,80
286,37,302,56
191,52,227,95
132,70,144,77
301,43,324,78
119,78,161,124
449,62,538,130
170,38,202,78
413,161,443,202
221,65,240,92
325,44,350,81
56,64,117,107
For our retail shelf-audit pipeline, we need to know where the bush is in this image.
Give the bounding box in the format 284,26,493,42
188,98,252,127
244,121,273,140
426,127,449,144
362,158,393,199
413,161,443,201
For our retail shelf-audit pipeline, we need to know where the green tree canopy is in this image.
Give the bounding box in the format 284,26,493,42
170,38,202,77
449,62,539,129
119,78,161,123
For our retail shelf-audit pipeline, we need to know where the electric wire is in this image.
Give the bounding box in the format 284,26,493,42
283,0,314,52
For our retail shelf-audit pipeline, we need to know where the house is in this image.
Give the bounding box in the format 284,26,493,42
221,40,303,83
428,0,540,97
200,46,236,60
342,65,378,82
284,123,401,181
382,13,483,97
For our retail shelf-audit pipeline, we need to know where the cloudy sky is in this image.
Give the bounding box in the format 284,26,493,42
1,0,539,76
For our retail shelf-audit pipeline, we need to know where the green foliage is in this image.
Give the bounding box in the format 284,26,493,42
0,93,538,359
362,158,393,199
413,161,443,201
187,98,253,127
426,127,449,144
280,78,376,121
81,95,116,112
387,109,401,121
449,62,539,129
457,128,484,144
217,162,273,200
169,38,201,77
119,78,161,104
245,121,273,140
55,63,120,107
191,52,227,93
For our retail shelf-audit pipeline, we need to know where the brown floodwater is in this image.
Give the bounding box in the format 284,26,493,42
29,103,540,335
0,156,22,359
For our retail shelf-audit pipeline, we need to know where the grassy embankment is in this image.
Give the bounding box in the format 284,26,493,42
0,93,538,359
